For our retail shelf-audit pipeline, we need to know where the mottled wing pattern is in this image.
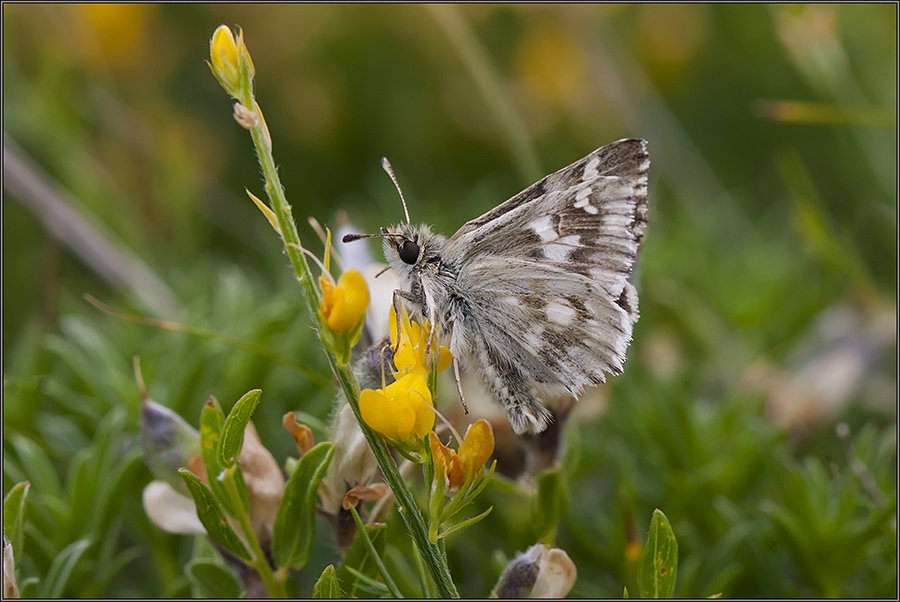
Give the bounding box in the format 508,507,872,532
443,139,649,433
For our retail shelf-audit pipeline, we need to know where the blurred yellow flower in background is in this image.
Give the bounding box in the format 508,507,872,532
72,4,156,73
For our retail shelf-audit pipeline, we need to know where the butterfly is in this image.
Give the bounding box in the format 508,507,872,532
344,139,649,435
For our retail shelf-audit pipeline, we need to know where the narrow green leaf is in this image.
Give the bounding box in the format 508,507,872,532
337,522,387,597
624,585,630,598
313,564,342,598
440,505,493,539
218,389,262,468
347,504,402,598
637,509,678,598
41,538,93,598
343,566,390,596
199,397,235,516
8,435,62,499
186,559,245,598
272,442,334,569
3,481,30,563
532,467,569,541
18,576,39,598
178,468,251,561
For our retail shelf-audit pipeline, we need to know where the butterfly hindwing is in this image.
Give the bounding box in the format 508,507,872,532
440,139,648,432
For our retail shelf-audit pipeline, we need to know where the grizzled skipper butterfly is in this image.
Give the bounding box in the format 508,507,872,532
344,139,649,435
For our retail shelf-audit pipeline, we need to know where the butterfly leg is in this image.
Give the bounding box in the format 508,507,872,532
390,288,421,357
452,355,469,414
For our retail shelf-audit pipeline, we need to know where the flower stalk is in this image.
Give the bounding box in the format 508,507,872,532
210,25,458,598
221,466,287,598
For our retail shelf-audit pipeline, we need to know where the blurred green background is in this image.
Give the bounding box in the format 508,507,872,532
3,4,896,598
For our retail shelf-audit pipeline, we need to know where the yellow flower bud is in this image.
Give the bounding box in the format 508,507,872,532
209,25,240,96
320,270,370,335
359,373,435,444
208,25,254,98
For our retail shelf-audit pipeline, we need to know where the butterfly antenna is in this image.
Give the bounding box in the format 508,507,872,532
382,157,411,224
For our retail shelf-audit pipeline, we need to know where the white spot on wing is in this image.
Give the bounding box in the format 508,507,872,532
545,235,579,262
545,299,576,326
583,156,601,180
544,244,571,262
528,215,556,243
583,204,599,215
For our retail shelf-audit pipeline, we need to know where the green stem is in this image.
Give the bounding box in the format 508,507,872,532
335,361,459,598
234,62,459,599
223,469,286,598
348,504,403,598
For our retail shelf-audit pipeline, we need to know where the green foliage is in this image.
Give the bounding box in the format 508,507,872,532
313,564,341,598
178,469,251,562
185,559,244,598
637,510,678,598
272,442,335,570
3,481,30,564
337,523,388,597
532,467,569,542
219,389,262,468
199,398,236,515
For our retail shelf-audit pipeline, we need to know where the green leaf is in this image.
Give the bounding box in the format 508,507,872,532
40,538,93,598
637,509,678,598
272,442,334,569
186,559,245,598
8,434,62,499
18,576,39,598
199,397,235,516
3,481,30,563
624,585,630,598
178,468,251,561
313,564,342,598
440,505,493,539
532,467,569,541
337,522,388,597
218,389,262,468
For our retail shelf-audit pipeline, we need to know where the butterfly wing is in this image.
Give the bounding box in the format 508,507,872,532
443,139,649,432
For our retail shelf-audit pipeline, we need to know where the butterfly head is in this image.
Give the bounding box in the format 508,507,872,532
381,222,444,276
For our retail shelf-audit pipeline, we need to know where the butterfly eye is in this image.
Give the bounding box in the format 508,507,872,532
399,240,420,265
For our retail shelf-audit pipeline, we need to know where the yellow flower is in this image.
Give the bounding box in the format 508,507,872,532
359,373,435,445
389,305,451,376
429,419,494,492
208,25,254,98
320,270,369,335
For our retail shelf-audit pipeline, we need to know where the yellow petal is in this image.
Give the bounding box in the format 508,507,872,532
320,271,369,334
360,389,395,438
437,345,453,374
338,270,369,326
459,419,494,475
329,271,369,333
429,432,465,490
388,373,434,437
360,382,421,442
429,432,452,474
210,25,237,72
